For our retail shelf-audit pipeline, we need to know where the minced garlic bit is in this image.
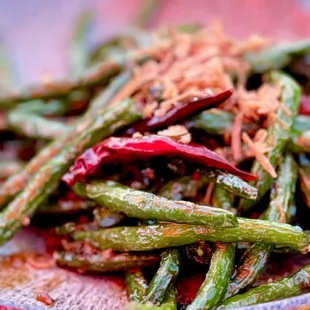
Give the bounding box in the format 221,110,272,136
143,101,158,118
125,23,270,122
236,83,282,119
157,125,191,144
132,132,143,139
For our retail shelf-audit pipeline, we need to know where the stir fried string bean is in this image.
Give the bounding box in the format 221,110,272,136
220,265,310,308
0,99,141,244
0,22,310,310
55,250,159,272
0,69,132,208
239,71,301,212
126,271,149,302
225,155,298,299
126,285,177,310
188,243,235,310
73,180,238,227
143,249,180,305
73,219,308,253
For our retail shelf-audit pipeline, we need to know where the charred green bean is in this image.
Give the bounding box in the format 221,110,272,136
143,249,180,305
220,265,310,308
73,180,238,227
239,71,301,212
126,271,149,302
0,100,141,245
73,219,308,253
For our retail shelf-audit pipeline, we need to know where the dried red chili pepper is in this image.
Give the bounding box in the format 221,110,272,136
62,135,257,186
299,95,310,116
125,89,233,135
62,148,111,186
63,90,233,185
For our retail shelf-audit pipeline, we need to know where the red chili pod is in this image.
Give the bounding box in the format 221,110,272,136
63,135,257,186
299,95,310,116
62,147,111,186
125,89,233,135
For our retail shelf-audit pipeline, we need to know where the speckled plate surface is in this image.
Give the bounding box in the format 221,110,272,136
0,229,127,310
1,1,310,309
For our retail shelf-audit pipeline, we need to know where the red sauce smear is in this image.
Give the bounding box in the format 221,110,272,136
177,273,205,304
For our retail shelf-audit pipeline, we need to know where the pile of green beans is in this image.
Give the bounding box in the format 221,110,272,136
1,8,310,310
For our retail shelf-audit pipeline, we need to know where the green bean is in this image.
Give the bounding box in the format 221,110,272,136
212,186,236,227
73,218,308,253
0,134,72,208
152,173,183,307
239,71,301,212
89,9,154,66
299,166,310,208
143,249,180,305
290,131,310,154
224,242,272,300
219,265,310,308
261,155,297,222
126,271,149,302
0,35,154,107
158,175,207,201
69,11,92,76
0,160,24,179
191,108,310,155
6,109,71,139
290,115,310,153
133,0,160,28
202,169,257,200
0,100,141,245
89,34,142,67
246,40,310,73
175,23,203,33
0,71,132,208
192,109,308,136
73,180,238,228
189,109,235,135
126,285,177,310
54,251,159,272
84,70,133,116
225,155,298,299
13,89,89,117
55,222,81,235
0,61,121,107
187,243,235,310
188,187,234,307
163,286,177,310
211,185,235,213
192,108,310,154
191,106,309,155
159,168,257,201
16,99,67,116
38,198,96,215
